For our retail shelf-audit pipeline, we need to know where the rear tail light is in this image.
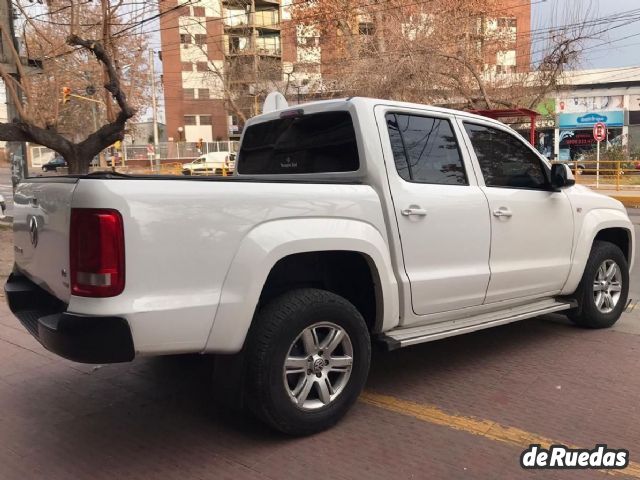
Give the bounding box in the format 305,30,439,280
70,208,125,297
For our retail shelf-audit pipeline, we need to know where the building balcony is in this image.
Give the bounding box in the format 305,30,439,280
223,10,280,31
223,0,280,8
226,47,282,57
224,22,281,32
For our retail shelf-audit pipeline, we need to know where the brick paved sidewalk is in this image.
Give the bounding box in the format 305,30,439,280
1,226,640,479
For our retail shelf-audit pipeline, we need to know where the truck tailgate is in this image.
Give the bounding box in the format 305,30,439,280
13,178,78,303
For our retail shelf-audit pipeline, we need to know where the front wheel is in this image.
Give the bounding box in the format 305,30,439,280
568,240,629,328
245,288,371,436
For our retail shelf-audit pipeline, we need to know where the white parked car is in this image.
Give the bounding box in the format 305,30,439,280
5,98,634,435
182,151,235,176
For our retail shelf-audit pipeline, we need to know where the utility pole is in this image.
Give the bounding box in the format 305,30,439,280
149,48,160,171
1,0,28,191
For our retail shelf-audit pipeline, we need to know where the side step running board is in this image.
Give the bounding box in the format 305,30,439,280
379,298,577,351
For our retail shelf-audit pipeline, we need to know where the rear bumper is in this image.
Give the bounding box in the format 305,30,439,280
4,273,135,364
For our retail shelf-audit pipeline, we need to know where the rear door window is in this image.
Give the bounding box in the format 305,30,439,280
386,113,467,185
238,111,359,174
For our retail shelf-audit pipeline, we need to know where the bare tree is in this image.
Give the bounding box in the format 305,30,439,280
291,0,598,111
0,0,152,174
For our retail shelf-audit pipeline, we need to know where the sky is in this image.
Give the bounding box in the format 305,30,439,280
532,0,640,69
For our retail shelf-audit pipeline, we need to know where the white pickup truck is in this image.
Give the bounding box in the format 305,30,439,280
5,98,634,435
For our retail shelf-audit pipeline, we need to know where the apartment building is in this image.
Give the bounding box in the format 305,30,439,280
159,0,531,142
480,0,531,75
159,0,300,142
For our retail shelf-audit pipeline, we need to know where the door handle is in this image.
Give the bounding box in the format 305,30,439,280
493,207,513,218
401,207,427,217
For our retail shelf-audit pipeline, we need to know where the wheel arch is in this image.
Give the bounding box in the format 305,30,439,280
204,218,399,353
594,227,631,263
561,209,634,295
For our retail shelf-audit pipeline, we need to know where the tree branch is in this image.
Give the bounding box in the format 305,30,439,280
0,64,29,121
66,34,135,119
437,53,494,109
0,121,74,154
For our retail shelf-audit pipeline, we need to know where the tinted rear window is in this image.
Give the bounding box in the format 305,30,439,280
238,111,359,174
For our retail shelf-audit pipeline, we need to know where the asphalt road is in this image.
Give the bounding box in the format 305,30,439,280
625,208,640,300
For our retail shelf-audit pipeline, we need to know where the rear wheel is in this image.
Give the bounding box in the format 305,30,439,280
245,288,370,436
568,240,629,328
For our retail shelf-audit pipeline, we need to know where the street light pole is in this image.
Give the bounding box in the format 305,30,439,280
149,49,160,171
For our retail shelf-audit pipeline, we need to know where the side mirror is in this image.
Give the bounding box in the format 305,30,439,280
550,163,576,189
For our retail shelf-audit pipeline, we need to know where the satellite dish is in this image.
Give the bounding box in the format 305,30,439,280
262,91,289,114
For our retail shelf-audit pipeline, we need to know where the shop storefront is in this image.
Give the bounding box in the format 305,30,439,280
556,96,624,160
630,95,640,153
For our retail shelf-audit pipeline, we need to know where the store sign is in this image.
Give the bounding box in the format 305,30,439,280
558,111,624,128
558,95,624,113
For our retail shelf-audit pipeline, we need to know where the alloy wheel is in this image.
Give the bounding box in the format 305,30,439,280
283,322,354,411
593,259,623,314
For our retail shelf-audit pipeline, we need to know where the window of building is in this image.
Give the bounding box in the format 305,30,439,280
239,111,360,174
196,61,209,71
181,62,193,72
184,115,197,126
183,88,195,99
194,34,207,45
192,6,205,16
496,50,516,65
297,36,320,47
386,113,467,185
464,123,548,190
359,22,375,35
198,88,210,99
199,115,213,125
180,33,191,44
497,17,516,28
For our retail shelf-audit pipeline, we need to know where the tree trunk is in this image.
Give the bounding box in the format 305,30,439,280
66,151,91,174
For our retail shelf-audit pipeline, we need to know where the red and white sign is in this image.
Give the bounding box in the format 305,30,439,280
147,144,155,155
593,122,607,142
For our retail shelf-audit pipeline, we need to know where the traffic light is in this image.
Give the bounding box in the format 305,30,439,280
61,87,71,105
113,140,122,150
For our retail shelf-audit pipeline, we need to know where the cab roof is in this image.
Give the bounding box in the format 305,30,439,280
249,96,508,129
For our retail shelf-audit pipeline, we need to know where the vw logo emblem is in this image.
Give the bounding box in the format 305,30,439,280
29,216,39,248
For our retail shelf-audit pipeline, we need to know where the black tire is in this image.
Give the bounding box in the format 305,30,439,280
568,240,629,328
245,288,371,436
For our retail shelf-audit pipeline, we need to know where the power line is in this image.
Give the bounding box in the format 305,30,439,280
152,2,640,64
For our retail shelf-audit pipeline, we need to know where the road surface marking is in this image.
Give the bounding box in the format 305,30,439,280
360,392,640,478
